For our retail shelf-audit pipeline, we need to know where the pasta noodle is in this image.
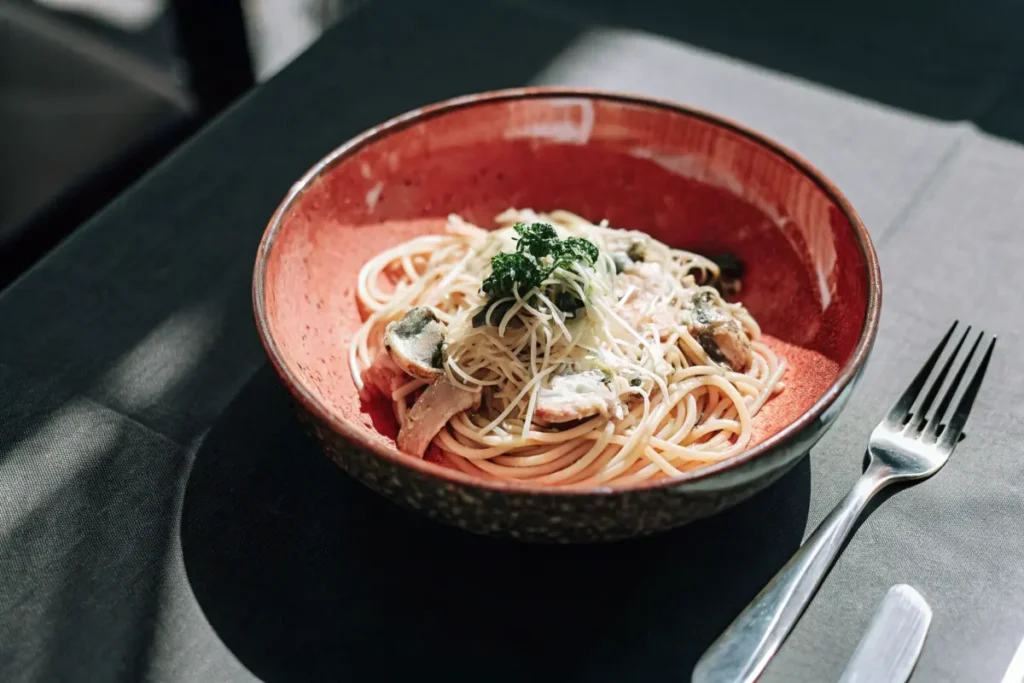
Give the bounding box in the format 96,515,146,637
350,209,785,488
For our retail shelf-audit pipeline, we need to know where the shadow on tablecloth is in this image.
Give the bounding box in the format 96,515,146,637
180,366,810,683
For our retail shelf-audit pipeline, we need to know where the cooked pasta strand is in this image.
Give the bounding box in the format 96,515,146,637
350,209,785,487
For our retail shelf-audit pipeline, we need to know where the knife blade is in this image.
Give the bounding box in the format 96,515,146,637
838,584,932,683
1000,635,1024,683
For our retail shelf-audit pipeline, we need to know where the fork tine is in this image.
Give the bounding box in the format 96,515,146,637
936,335,996,451
923,332,982,443
905,325,971,433
885,321,958,427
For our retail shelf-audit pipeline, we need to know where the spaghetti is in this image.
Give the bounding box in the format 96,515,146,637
350,209,785,488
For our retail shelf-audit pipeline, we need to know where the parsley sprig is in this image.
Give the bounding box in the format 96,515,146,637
475,222,600,327
482,222,599,299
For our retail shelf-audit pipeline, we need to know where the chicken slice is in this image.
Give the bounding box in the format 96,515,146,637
397,376,481,457
534,368,618,424
362,346,408,399
615,261,678,331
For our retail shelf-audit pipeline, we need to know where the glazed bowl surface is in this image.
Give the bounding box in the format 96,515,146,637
253,87,881,542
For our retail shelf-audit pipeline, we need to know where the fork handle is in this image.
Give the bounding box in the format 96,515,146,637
693,467,893,683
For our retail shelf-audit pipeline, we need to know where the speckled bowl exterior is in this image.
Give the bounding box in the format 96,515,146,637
298,380,858,542
253,88,881,543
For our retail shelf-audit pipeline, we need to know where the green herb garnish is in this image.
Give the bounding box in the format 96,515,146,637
480,222,599,307
512,222,558,259
481,251,543,298
552,236,599,272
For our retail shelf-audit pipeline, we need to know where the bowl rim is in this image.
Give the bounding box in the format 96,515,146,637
253,86,882,496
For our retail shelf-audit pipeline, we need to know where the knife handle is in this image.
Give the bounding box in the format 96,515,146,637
838,584,932,683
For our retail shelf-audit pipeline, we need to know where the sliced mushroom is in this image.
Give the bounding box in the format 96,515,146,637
471,300,524,328
611,239,647,274
688,291,753,372
384,307,446,380
397,376,481,457
626,240,646,262
534,367,618,424
697,252,744,297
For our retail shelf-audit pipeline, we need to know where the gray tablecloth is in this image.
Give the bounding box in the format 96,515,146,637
2,1,1022,681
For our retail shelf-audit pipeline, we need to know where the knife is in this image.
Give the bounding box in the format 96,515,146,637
1000,635,1024,683
838,584,932,683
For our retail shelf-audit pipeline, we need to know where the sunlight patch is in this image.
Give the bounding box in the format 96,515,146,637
97,302,222,410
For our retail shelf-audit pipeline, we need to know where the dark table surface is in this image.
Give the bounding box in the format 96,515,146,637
2,1,1024,681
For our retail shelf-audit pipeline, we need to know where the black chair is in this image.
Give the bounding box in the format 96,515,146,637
0,0,254,288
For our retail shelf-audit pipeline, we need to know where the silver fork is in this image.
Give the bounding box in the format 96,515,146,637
693,321,996,683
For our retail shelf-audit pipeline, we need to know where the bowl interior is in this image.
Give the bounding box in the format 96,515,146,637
258,92,874,481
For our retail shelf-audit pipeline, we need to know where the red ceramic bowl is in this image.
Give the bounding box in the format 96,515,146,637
253,88,881,542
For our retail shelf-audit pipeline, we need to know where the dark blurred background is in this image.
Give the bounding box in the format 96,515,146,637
4,0,1022,291
0,0,353,288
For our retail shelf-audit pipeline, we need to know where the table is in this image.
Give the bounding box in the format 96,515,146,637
2,1,1023,681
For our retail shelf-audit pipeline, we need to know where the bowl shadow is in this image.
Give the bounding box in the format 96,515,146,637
180,366,811,683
